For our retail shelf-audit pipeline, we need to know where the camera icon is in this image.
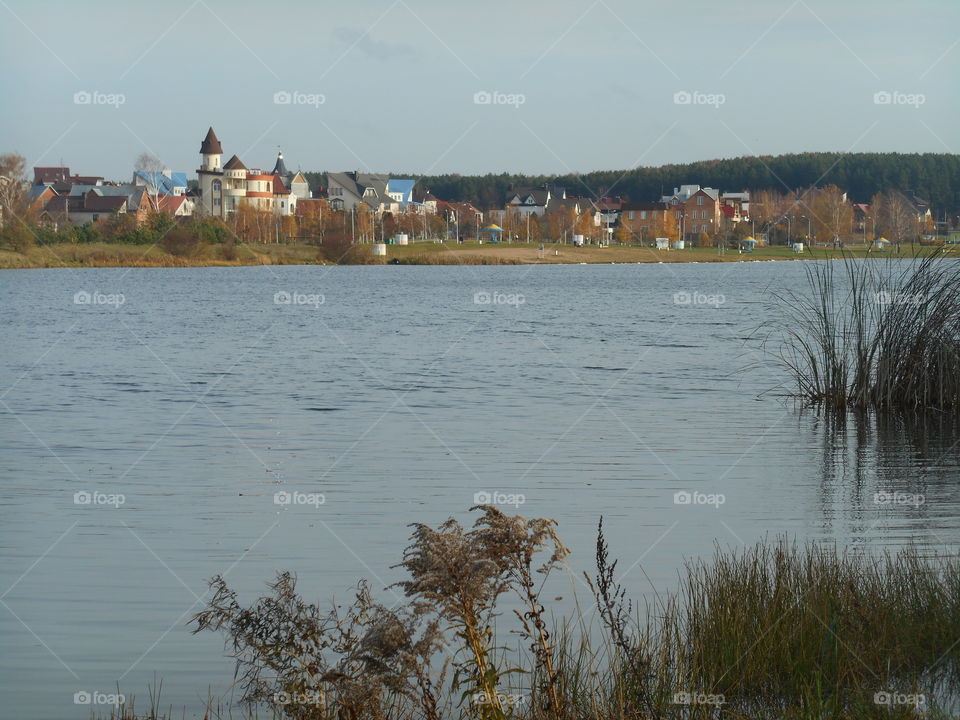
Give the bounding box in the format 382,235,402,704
473,90,492,105
74,691,92,704
673,291,692,305
274,691,291,704
274,290,291,305
274,491,291,506
672,691,691,704
873,691,891,705
474,491,492,504
74,490,92,505
73,91,92,105
474,291,491,305
873,91,892,105
273,90,292,105
674,491,692,505
874,291,891,304
74,290,91,305
673,90,692,105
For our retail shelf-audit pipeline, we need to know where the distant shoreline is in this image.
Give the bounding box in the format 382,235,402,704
0,240,947,269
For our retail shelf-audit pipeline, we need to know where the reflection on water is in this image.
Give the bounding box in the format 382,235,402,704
811,411,960,548
0,264,957,719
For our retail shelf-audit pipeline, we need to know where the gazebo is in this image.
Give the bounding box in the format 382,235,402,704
479,223,504,244
737,237,759,252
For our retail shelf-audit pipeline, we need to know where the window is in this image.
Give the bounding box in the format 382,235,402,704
214,198,221,207
697,196,704,205
628,211,634,220
640,210,647,219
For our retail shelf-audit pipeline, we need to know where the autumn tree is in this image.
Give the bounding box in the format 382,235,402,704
0,153,34,251
872,190,919,250
808,185,853,245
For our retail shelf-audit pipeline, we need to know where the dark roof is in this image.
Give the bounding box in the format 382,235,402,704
622,201,669,211
223,154,247,171
271,152,289,177
200,127,223,155
506,185,549,206
71,175,103,185
83,190,128,212
34,166,70,185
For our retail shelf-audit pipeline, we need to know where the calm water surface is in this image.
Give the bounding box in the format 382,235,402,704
2,263,958,718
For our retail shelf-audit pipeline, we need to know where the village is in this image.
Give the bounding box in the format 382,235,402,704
11,126,949,256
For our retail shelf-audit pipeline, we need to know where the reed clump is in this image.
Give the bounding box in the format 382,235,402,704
186,509,960,720
770,252,960,410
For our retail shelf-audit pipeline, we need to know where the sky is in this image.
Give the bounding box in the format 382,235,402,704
1,0,957,182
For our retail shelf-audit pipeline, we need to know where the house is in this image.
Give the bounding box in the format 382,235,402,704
326,171,394,213
660,185,721,239
411,186,439,215
721,191,750,222
41,190,128,226
28,184,58,210
133,170,189,197
619,201,673,242
504,184,566,217
33,166,104,187
290,171,311,200
595,197,623,227
195,127,297,217
386,178,416,207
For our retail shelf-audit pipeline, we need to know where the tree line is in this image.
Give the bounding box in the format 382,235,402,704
302,153,960,214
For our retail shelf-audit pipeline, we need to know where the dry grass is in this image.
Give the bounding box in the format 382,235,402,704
119,508,960,720
6,240,954,269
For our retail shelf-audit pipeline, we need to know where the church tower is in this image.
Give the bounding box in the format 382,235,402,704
197,127,224,216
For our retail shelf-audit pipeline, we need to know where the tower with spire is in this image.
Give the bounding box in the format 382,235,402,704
197,127,224,216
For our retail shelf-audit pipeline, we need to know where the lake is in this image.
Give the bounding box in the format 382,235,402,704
1,262,957,719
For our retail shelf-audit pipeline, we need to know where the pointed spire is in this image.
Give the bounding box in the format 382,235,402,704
200,127,223,155
271,150,289,178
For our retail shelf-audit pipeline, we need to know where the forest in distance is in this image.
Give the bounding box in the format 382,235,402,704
303,152,960,212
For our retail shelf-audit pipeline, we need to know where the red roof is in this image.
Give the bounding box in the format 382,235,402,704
157,195,187,214
34,166,70,185
272,173,288,194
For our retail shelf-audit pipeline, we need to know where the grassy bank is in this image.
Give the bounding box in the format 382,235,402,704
101,508,960,720
1,240,952,269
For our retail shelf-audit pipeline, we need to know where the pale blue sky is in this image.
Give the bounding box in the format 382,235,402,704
1,0,956,181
